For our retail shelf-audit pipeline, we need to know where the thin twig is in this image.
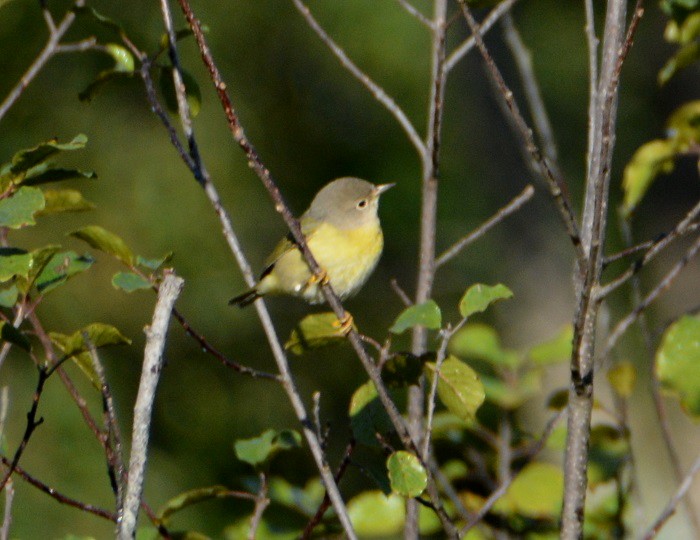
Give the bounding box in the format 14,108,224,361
444,0,519,74
390,278,413,307
436,185,534,268
597,198,700,299
501,14,561,176
0,479,12,540
84,333,126,514
0,387,8,441
247,473,269,540
604,234,700,356
176,2,457,535
0,0,86,122
395,0,433,29
643,452,700,539
118,272,184,539
457,0,584,265
292,0,426,159
0,455,116,522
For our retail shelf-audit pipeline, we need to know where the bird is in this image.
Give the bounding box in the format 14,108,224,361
230,177,394,308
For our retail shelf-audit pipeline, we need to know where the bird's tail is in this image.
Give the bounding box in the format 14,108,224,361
229,288,261,307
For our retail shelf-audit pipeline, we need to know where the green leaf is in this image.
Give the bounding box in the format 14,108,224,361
159,66,202,117
0,284,18,307
387,451,427,497
105,43,135,73
528,325,573,365
607,361,637,398
349,380,392,446
449,323,520,368
70,225,135,266
137,253,173,271
667,100,700,144
37,189,95,215
459,283,513,318
22,167,96,186
621,139,679,217
588,425,630,486
655,315,700,418
381,352,425,387
482,370,542,409
0,321,30,351
35,251,94,294
389,300,441,334
0,187,45,228
233,429,301,468
267,477,324,515
285,312,351,355
348,491,405,536
493,462,563,519
424,356,485,422
0,248,32,282
659,41,700,85
9,135,87,174
78,70,134,103
112,272,151,293
157,485,234,523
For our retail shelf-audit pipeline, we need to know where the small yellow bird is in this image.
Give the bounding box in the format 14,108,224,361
230,177,394,307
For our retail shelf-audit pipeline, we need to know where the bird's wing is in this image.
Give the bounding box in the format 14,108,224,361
259,215,320,279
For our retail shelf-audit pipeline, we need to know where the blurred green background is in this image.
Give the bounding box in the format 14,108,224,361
1,0,699,537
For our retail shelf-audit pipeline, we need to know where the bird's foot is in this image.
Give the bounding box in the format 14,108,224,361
333,312,355,336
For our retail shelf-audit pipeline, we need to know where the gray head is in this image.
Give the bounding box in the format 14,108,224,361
306,177,394,230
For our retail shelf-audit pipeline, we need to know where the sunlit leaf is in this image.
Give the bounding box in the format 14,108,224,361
493,462,563,519
389,300,441,334
35,251,94,293
459,283,513,318
224,518,300,540
655,315,700,418
425,356,485,422
9,134,87,174
285,312,351,355
37,189,95,215
449,323,520,368
659,41,700,85
387,451,427,497
105,43,135,73
112,272,151,293
0,284,18,307
70,225,135,266
0,248,32,282
349,380,392,446
348,491,405,536
0,187,45,228
160,66,202,117
607,361,637,398
667,100,700,144
528,325,573,365
233,429,301,468
621,139,679,217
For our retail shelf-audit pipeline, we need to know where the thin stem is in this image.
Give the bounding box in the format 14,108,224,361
643,452,700,539
436,185,534,268
0,455,116,522
395,0,433,29
247,473,269,540
0,479,12,540
457,0,585,265
292,0,426,159
119,272,184,539
444,0,519,74
0,0,86,122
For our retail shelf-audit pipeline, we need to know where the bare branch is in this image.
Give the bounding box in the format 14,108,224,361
604,233,700,356
395,0,433,29
643,452,700,539
0,478,12,540
292,0,426,159
390,278,413,307
0,455,116,522
247,473,270,540
119,272,184,539
444,0,519,74
457,0,585,264
436,184,534,268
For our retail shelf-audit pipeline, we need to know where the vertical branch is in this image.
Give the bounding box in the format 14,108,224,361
0,479,12,540
406,1,448,536
561,1,634,538
118,272,184,540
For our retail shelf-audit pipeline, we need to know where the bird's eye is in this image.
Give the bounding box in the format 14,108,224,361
357,199,368,209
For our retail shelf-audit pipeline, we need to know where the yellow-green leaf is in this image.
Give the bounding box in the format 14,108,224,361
389,300,441,334
348,491,405,536
105,43,135,73
459,283,513,318
285,312,350,355
37,189,95,215
449,323,520,368
112,272,151,293
493,462,563,518
0,187,45,228
607,361,637,398
70,225,135,266
528,325,573,365
0,248,32,282
157,485,236,523
387,451,427,498
425,356,485,422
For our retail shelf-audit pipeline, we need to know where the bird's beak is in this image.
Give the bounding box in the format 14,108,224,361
374,183,396,197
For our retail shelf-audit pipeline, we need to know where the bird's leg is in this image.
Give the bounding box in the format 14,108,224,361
301,268,330,293
333,311,355,336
